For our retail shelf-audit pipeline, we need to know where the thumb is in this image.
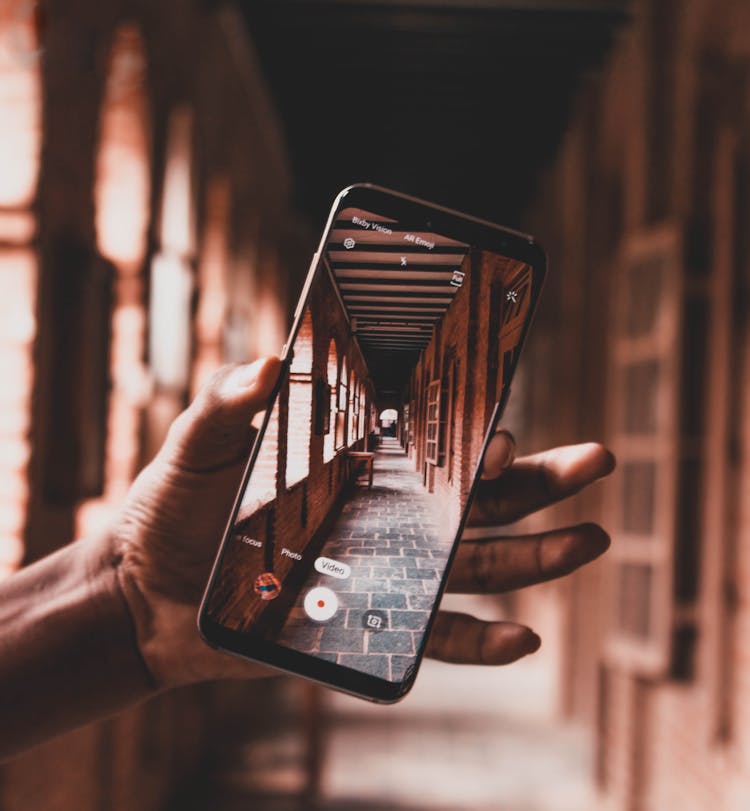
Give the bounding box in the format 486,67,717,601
161,356,282,472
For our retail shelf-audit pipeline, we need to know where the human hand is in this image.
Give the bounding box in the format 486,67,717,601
112,358,614,688
113,358,283,687
426,432,615,665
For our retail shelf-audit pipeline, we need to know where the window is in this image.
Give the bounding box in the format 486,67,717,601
425,369,453,468
606,225,702,677
445,359,457,480
425,379,441,465
349,377,359,445
334,358,348,451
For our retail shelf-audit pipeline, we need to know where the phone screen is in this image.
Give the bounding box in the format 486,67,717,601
201,188,541,697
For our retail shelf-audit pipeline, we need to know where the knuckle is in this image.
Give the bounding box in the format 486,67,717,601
557,531,581,562
202,363,238,394
429,614,454,657
539,531,579,576
165,407,192,446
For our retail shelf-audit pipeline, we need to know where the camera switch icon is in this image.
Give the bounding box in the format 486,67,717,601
362,609,387,633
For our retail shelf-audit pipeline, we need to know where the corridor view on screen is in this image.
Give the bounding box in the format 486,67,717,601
206,206,533,683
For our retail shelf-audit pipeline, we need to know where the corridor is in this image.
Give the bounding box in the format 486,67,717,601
277,438,451,683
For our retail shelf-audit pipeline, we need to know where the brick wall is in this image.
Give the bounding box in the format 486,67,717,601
208,263,373,630
519,1,750,808
0,1,301,809
407,251,532,531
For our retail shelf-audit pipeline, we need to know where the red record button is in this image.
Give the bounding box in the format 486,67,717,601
303,586,338,622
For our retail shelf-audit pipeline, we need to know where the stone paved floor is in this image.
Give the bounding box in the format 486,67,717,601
277,438,452,683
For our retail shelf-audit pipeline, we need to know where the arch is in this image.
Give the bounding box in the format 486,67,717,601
380,408,398,438
285,307,313,487
323,338,338,462
380,409,398,425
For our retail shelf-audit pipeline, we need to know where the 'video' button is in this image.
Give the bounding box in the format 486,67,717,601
314,556,351,580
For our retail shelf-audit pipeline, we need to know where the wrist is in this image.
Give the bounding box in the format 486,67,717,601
114,560,196,689
0,531,158,760
114,535,270,688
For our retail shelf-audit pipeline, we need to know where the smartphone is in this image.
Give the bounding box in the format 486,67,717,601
198,184,545,702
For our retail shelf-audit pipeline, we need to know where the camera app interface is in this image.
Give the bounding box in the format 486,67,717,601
206,206,533,684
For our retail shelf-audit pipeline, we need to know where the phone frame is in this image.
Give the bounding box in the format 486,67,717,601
198,183,546,702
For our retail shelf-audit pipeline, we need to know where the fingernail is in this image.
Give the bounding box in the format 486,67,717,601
525,633,542,654
496,429,516,468
597,449,617,479
588,528,611,559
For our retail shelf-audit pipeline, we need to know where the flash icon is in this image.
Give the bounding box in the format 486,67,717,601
400,256,407,267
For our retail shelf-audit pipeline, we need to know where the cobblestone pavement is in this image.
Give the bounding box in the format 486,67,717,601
277,438,451,682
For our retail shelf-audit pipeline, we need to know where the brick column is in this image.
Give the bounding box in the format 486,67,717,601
0,7,41,575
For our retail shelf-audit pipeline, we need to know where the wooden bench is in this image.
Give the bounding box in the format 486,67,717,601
346,451,375,488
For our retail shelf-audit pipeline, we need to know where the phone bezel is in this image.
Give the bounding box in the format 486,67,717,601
198,183,546,703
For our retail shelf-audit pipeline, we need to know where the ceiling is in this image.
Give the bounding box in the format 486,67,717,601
326,211,468,389
237,0,630,229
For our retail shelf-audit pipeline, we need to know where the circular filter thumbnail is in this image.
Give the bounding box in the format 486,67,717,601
254,571,282,601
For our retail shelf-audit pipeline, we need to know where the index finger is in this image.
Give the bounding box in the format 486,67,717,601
469,442,616,527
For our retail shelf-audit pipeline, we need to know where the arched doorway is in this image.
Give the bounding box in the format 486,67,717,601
379,408,398,437
323,338,338,462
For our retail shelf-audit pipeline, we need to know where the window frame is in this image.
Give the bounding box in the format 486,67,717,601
335,379,347,451
605,223,691,677
425,378,442,465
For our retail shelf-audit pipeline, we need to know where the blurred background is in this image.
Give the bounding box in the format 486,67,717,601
1,0,749,809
